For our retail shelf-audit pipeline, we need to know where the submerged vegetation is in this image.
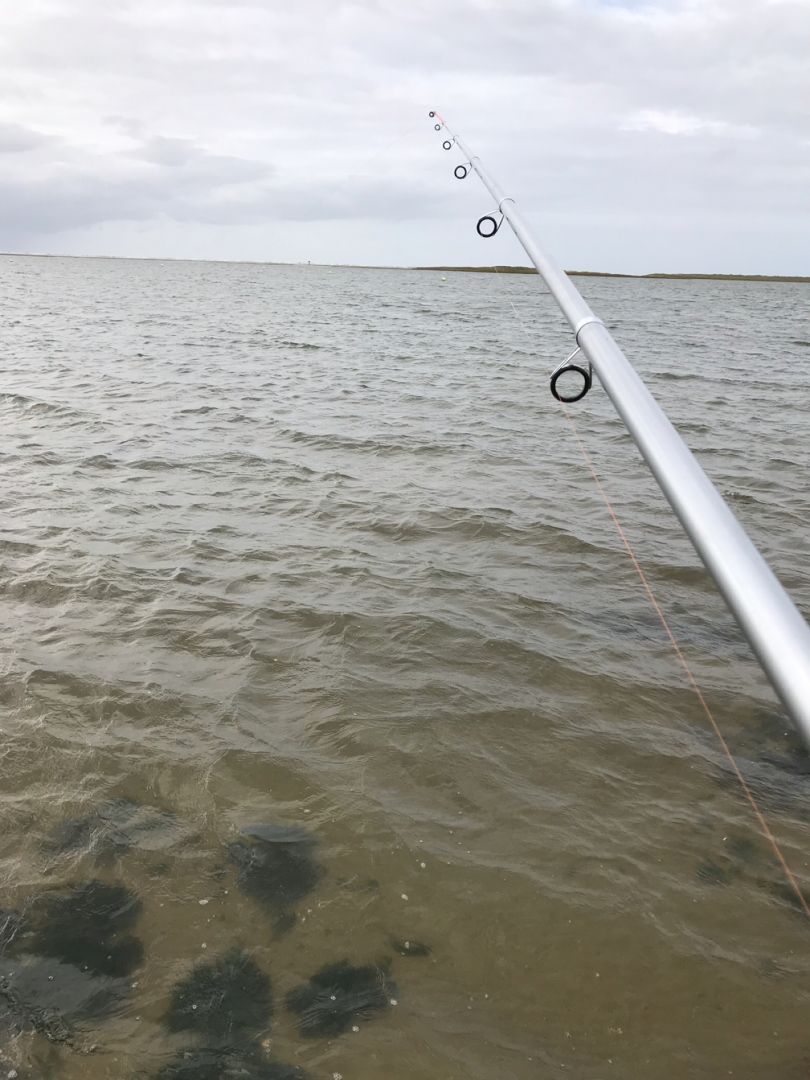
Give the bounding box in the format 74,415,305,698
285,959,396,1038
25,880,143,978
166,949,272,1039
228,824,323,933
0,806,414,1075
0,880,143,1054
1,748,808,1074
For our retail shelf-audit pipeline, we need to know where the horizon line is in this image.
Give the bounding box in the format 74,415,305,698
1,250,808,284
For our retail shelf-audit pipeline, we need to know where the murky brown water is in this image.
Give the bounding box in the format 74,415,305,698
1,253,810,1079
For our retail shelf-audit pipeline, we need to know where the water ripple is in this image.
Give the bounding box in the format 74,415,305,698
1,256,809,1079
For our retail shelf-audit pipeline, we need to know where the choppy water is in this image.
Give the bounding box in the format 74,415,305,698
1,253,810,1080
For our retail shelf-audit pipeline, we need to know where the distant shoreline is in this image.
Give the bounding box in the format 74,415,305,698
1,251,808,283
414,266,810,284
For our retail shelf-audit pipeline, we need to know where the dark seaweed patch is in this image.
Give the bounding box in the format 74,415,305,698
694,830,769,890
33,925,142,978
1,968,74,1044
26,881,143,977
166,949,272,1039
769,881,809,918
285,960,395,1038
390,938,431,957
270,909,297,938
712,710,810,820
693,820,809,919
725,835,761,865
1,888,138,1041
695,859,734,886
228,824,322,930
1,954,130,1047
154,1048,307,1080
40,881,140,934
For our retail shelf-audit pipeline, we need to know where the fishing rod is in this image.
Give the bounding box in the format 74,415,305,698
429,110,810,750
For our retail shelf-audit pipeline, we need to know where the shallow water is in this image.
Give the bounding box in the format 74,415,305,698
1,254,809,1079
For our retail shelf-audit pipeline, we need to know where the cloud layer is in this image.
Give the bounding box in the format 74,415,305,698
1,0,808,272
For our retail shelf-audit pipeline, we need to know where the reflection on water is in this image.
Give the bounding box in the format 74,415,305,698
46,800,194,866
1,255,810,1078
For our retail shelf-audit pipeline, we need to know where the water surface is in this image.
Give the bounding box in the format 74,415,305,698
1,255,810,1079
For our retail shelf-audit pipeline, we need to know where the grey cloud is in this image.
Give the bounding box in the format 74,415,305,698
0,0,808,271
137,136,199,167
1,124,281,239
0,154,450,237
105,115,146,138
131,135,272,184
0,121,54,154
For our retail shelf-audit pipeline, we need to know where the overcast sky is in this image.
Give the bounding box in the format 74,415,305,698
1,0,808,273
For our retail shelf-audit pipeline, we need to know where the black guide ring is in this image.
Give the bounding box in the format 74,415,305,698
442,139,453,150
454,164,469,179
429,111,436,118
476,213,503,238
434,123,441,131
550,363,592,403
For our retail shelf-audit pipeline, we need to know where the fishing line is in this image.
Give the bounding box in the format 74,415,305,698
428,110,810,918
485,264,810,920
560,404,810,918
427,109,810,758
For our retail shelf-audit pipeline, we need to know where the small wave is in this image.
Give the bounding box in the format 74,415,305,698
319,470,356,482
649,561,712,588
8,571,129,605
280,427,456,455
395,507,524,544
6,576,73,606
0,392,85,419
216,450,270,469
127,457,187,471
277,339,321,350
81,454,117,470
171,567,210,586
0,538,39,556
725,489,760,506
766,456,801,469
207,524,240,537
0,391,36,408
